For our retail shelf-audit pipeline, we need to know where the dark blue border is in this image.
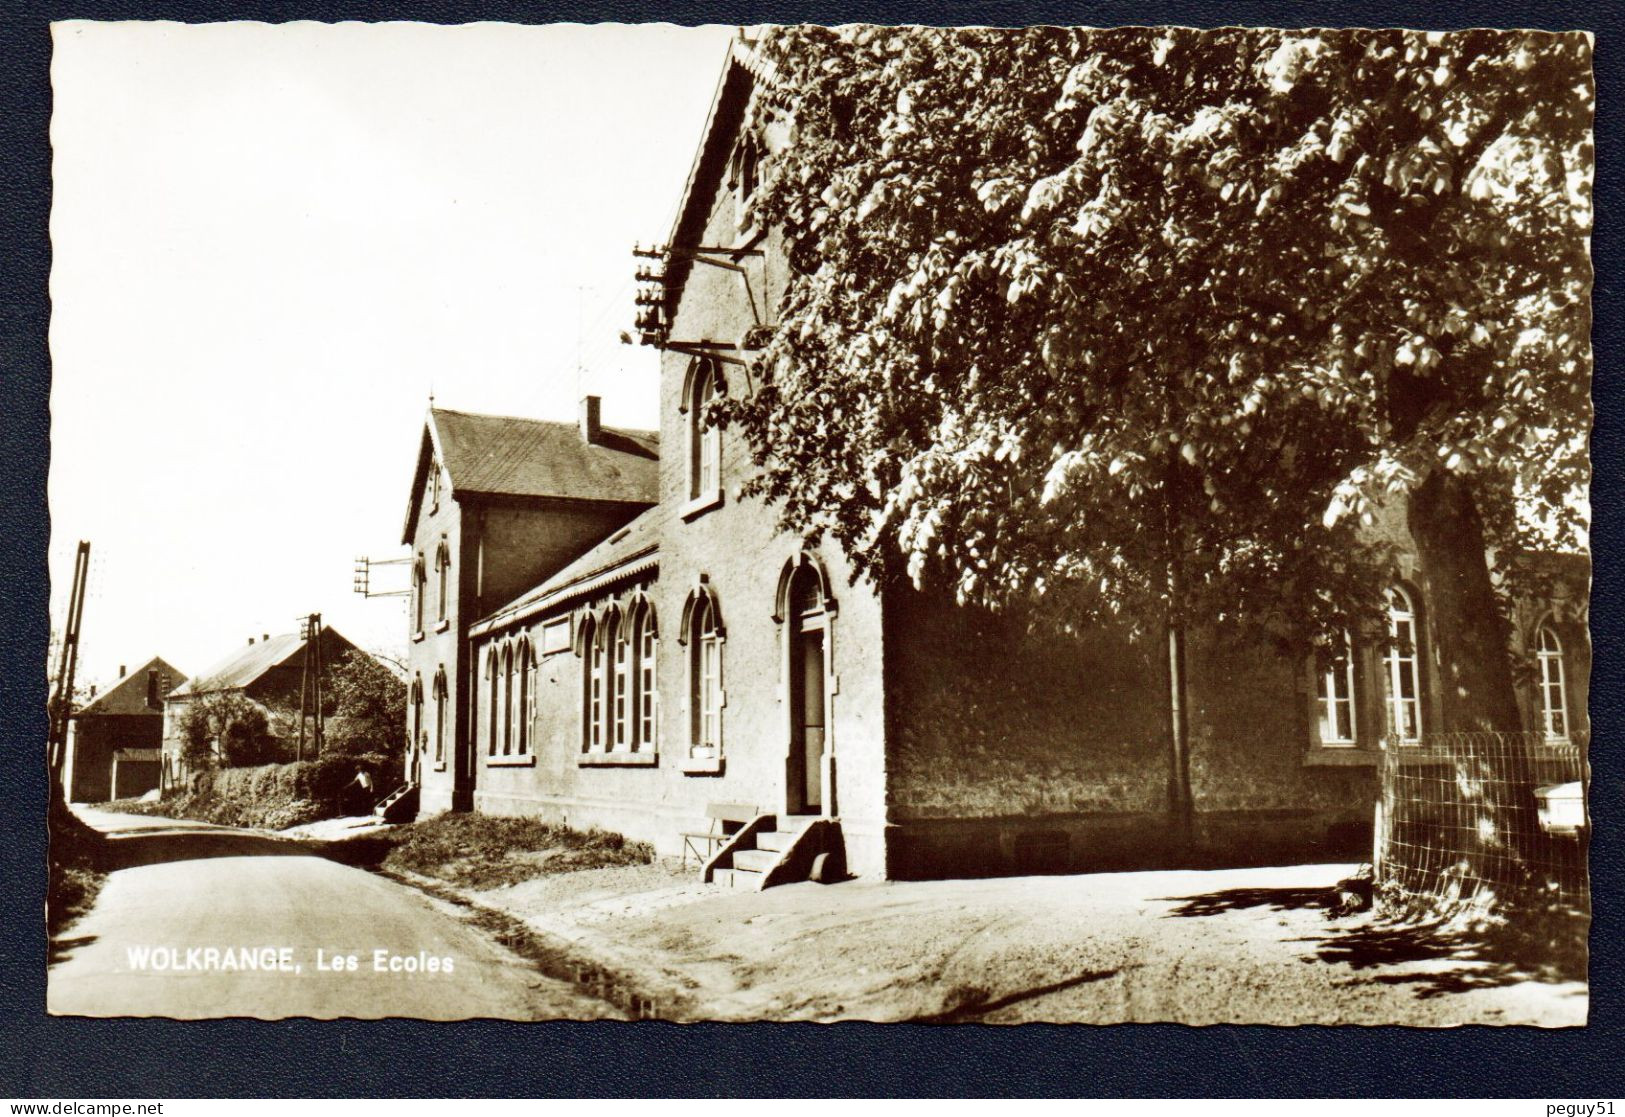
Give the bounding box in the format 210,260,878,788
2,0,1619,1098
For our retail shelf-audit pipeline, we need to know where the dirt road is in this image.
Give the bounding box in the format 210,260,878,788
475,860,1588,1026
48,809,619,1020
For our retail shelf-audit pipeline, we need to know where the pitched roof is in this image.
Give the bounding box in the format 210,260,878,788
471,504,665,637
169,632,306,697
661,42,757,316
75,656,187,717
403,407,659,543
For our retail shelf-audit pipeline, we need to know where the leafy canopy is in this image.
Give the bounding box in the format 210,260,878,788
726,26,1591,639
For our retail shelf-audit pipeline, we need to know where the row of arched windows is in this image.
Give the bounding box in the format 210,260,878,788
581,600,661,753
1315,585,1574,746
486,638,533,757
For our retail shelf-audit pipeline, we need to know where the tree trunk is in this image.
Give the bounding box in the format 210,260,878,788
1166,621,1195,846
1405,469,1522,733
1406,468,1542,893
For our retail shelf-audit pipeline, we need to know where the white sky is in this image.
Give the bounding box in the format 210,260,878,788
49,20,738,689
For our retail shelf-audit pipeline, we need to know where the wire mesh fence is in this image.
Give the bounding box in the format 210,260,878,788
1374,730,1590,919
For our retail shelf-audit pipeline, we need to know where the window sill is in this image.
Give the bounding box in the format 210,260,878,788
579,751,659,768
486,754,535,768
1303,745,1451,767
1303,747,1379,767
412,631,426,644
434,620,450,634
681,755,724,776
680,489,724,522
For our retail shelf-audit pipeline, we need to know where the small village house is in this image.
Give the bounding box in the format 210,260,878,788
162,625,363,786
64,656,186,803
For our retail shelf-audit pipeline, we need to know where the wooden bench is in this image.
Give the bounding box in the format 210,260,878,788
682,802,758,869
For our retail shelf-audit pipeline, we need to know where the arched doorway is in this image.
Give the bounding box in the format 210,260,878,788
785,563,829,816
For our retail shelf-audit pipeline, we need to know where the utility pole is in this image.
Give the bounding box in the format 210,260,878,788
295,613,325,761
48,541,91,806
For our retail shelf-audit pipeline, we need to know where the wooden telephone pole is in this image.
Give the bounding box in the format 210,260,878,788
48,541,91,812
295,613,325,762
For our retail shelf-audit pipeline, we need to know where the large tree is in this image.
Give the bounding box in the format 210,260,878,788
724,25,1591,814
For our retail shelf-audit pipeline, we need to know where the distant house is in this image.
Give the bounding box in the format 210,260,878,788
65,656,186,803
162,626,362,786
401,404,659,812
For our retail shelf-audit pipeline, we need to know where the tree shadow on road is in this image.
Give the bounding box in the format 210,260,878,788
1159,880,1586,1001
49,934,98,966
104,828,314,870
1303,915,1588,999
1158,886,1336,917
910,968,1121,1023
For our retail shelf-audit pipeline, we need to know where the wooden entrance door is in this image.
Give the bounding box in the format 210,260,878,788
790,627,825,814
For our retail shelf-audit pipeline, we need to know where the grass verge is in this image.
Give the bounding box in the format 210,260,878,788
324,811,656,890
48,810,107,936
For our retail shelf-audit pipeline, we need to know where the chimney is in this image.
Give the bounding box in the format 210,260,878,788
118,665,126,679
248,636,255,645
580,395,601,444
263,633,270,643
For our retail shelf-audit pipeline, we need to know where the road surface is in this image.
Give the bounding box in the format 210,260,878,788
49,808,619,1020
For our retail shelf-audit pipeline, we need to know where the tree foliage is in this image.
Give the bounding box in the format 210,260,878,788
727,26,1591,649
325,650,407,758
178,692,280,769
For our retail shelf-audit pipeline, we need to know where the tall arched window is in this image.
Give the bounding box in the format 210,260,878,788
485,647,499,755
502,643,515,755
1316,632,1357,746
692,596,723,756
517,639,532,756
436,537,451,624
1537,625,1569,741
611,613,632,750
1385,587,1423,744
410,673,424,764
582,617,604,750
432,666,447,764
414,554,427,633
634,604,658,750
688,361,721,499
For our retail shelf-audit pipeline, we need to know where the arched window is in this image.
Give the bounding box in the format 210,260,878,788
1537,626,1569,741
502,643,515,755
582,617,603,750
634,604,658,750
1385,587,1423,744
432,666,448,764
414,554,427,634
410,673,424,764
486,647,500,755
692,596,722,756
1316,632,1357,746
688,361,721,499
517,639,532,756
610,612,630,750
436,537,451,624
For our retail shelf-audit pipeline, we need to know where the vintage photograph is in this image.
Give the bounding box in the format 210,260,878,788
46,21,1593,1026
